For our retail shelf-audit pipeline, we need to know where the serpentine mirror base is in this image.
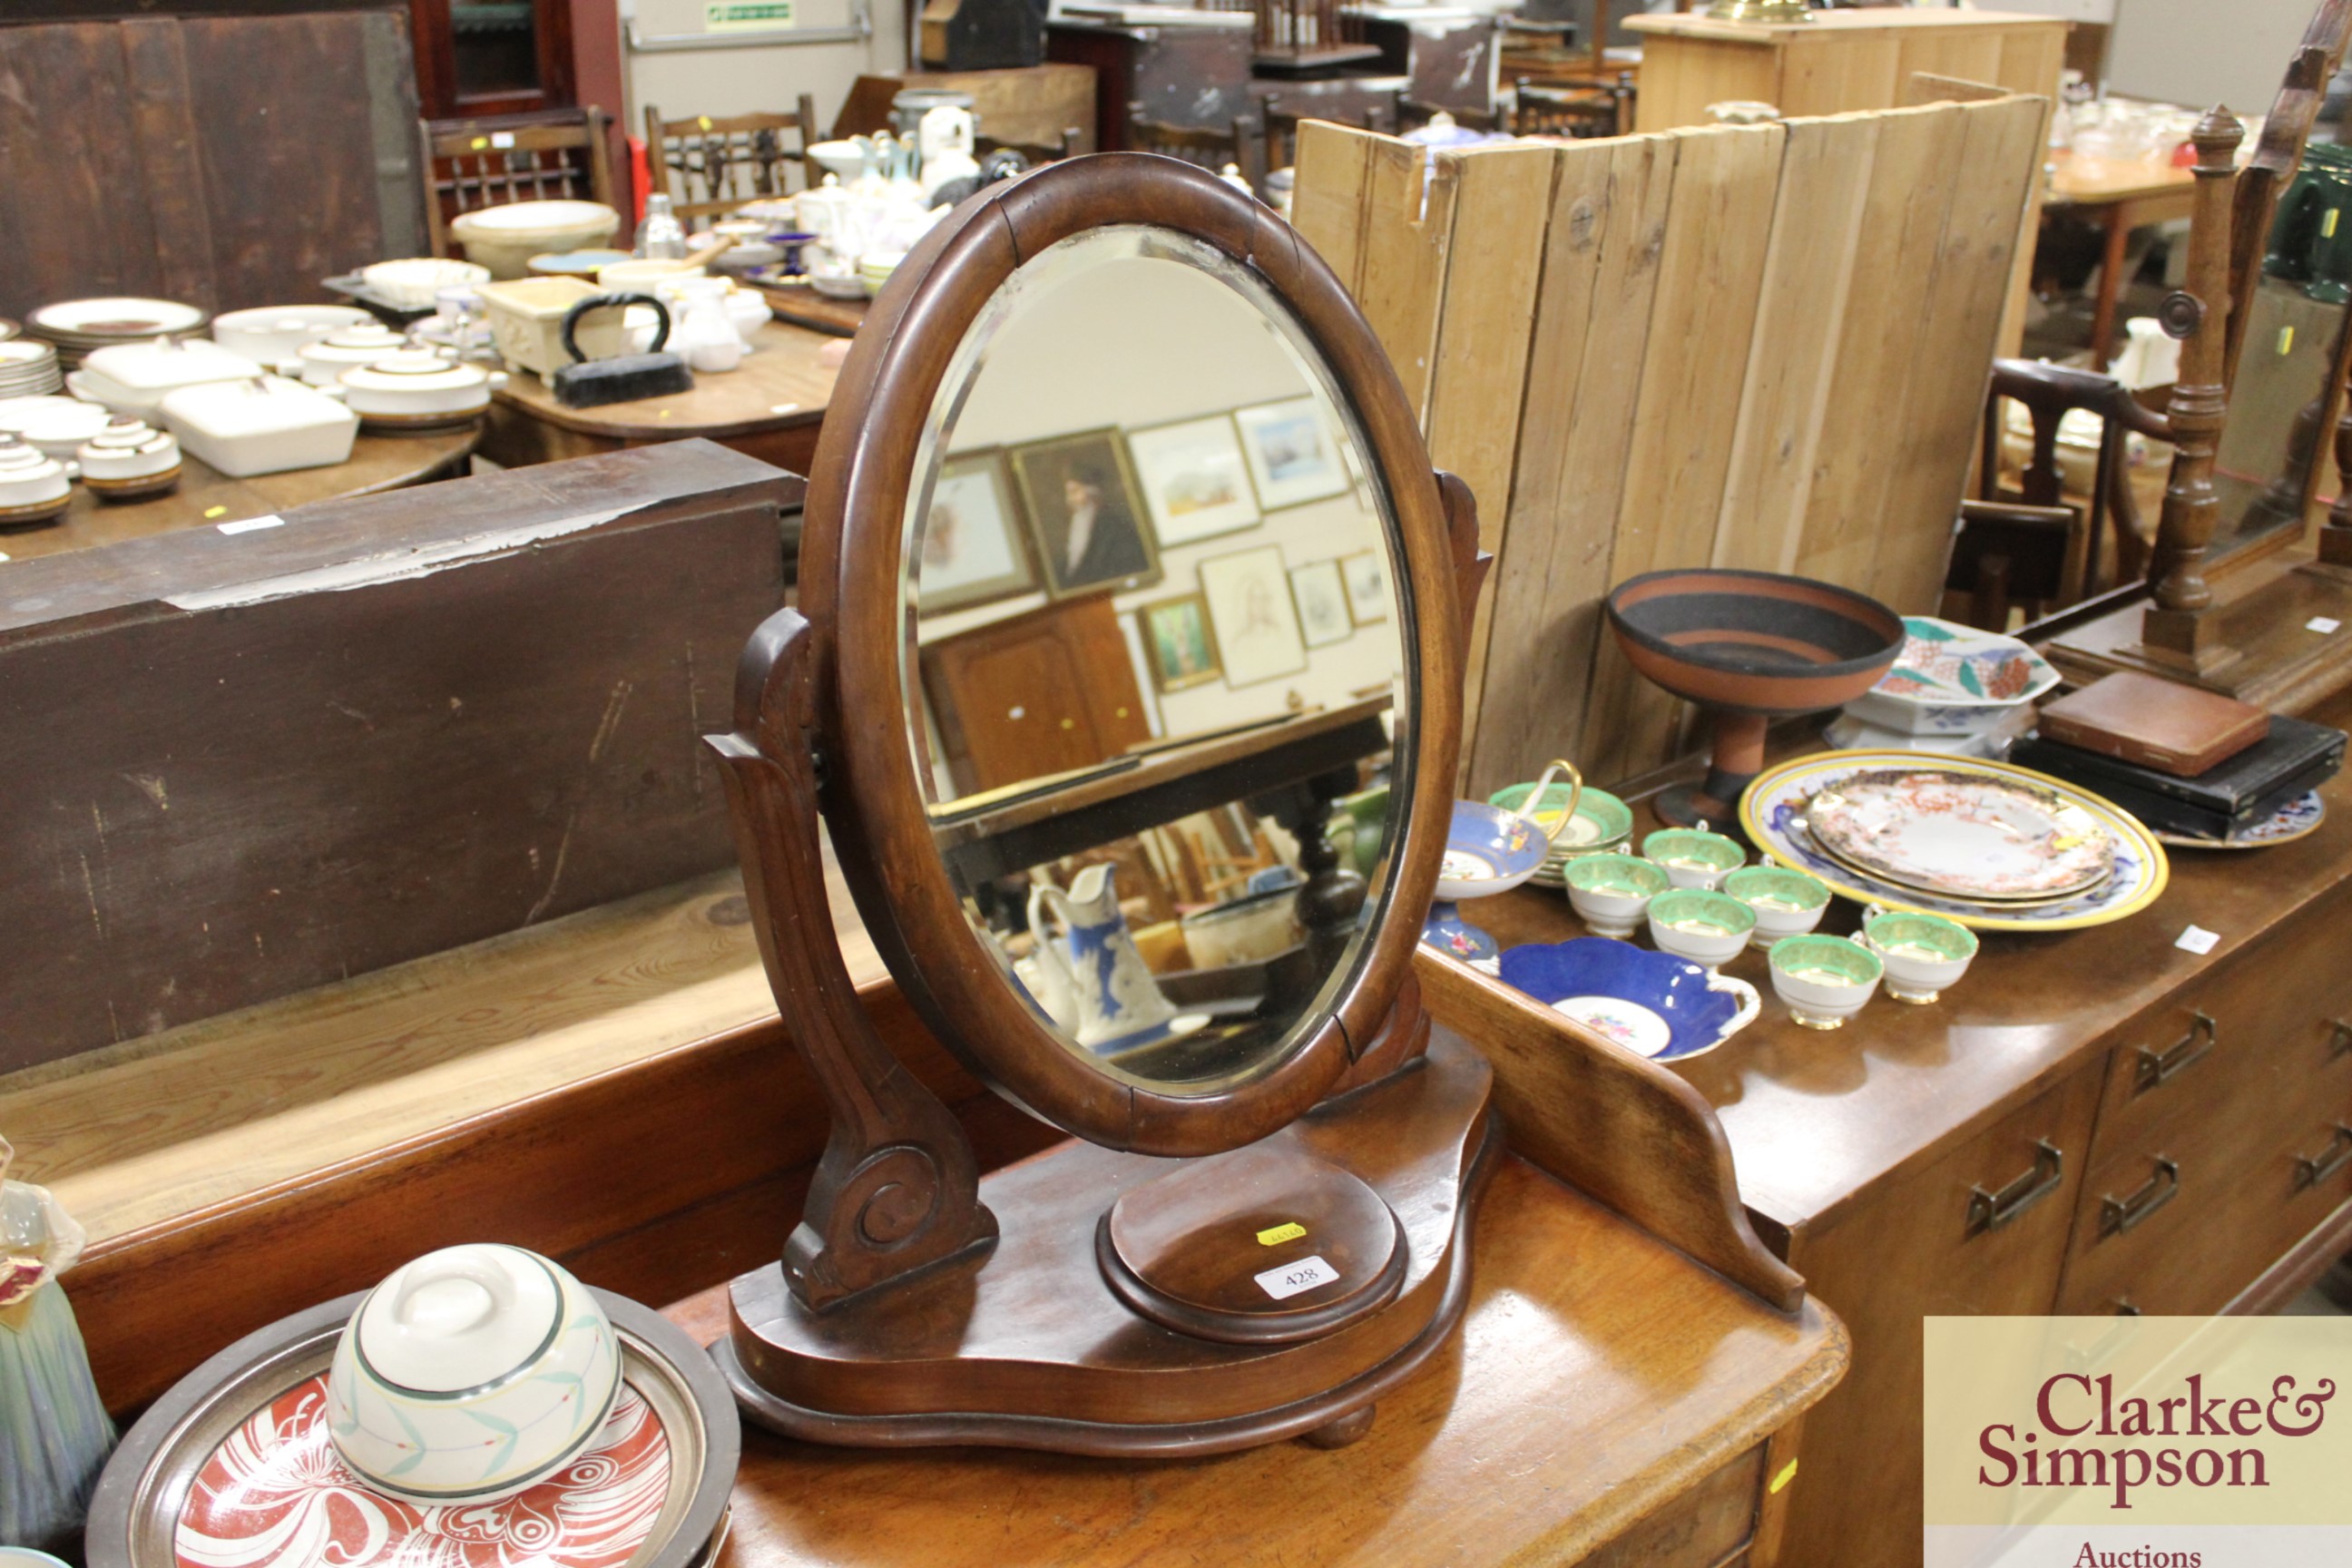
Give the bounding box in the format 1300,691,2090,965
714,1024,1498,1457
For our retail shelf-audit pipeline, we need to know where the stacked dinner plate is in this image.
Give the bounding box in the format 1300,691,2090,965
24,296,211,369
1739,750,2171,933
0,338,63,397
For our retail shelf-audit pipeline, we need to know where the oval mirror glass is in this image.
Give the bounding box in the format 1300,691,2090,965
899,226,1413,1096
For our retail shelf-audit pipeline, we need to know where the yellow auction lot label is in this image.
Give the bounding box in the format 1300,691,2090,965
1926,1318,2350,1568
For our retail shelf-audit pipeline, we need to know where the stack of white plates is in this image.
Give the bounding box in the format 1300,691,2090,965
0,338,63,397
24,296,211,369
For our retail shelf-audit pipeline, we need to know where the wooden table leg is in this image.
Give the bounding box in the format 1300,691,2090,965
2091,205,2130,370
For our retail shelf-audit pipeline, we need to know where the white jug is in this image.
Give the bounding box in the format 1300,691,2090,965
1027,864,1178,1053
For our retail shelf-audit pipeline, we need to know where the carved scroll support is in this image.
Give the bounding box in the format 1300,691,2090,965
706,606,997,1309
2141,109,2249,672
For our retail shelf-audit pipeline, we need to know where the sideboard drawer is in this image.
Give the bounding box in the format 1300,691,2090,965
2060,1008,2352,1315
2089,911,2352,1163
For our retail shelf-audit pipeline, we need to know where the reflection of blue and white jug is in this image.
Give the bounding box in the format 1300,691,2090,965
1026,864,1179,1053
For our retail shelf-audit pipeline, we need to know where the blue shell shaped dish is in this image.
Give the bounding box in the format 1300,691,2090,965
1497,937,1761,1062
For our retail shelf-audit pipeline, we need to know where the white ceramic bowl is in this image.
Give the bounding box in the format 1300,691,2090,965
1640,828,1746,892
1768,935,1883,1031
211,305,375,367
1563,853,1670,939
327,1244,619,1505
1861,907,1979,1004
1722,866,1831,949
1181,886,1303,968
1645,890,1757,971
361,258,492,311
451,200,623,279
0,395,113,459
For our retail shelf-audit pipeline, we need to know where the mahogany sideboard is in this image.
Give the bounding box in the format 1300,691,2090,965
1458,681,2352,1568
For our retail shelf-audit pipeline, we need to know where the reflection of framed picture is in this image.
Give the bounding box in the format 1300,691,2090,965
1199,544,1308,688
1234,396,1350,510
916,450,1038,614
1138,592,1223,692
1289,559,1352,648
1125,415,1260,547
1008,428,1162,598
1339,548,1390,625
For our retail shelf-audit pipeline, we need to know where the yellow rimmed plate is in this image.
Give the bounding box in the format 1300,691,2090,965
1740,749,2169,932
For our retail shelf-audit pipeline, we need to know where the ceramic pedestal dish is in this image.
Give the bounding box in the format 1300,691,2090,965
1604,568,1906,830
1423,769,1572,962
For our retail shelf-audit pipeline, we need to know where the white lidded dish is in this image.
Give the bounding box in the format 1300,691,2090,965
158,375,358,477
294,326,410,387
0,395,114,459
70,338,264,417
210,304,375,368
0,435,75,524
337,351,504,430
76,416,182,499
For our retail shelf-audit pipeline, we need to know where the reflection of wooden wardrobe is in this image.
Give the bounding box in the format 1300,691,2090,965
921,595,1152,795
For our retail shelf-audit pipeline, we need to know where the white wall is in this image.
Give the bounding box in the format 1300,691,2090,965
916,253,1406,757
620,0,900,140
2105,0,2310,115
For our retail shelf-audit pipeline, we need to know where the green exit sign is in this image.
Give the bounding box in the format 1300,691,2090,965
705,0,794,29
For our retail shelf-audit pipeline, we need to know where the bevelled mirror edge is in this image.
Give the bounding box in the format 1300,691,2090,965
799,157,1464,1157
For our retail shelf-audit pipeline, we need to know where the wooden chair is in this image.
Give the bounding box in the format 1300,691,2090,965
643,96,821,221
1511,74,1636,140
1127,108,1268,196
1943,501,2078,632
1975,358,2171,603
1398,99,1504,135
1261,96,1396,172
420,105,613,258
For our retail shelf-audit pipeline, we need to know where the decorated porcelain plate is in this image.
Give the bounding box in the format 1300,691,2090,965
1843,616,2062,735
1803,768,2115,900
1498,937,1760,1062
1435,800,1550,900
2156,790,2327,850
1740,750,2168,932
30,296,208,338
85,1291,737,1568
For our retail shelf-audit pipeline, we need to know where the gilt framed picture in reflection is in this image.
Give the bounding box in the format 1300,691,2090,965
1233,396,1350,511
1008,429,1163,599
1199,544,1309,688
1338,548,1389,626
1138,591,1224,693
1289,558,1353,648
917,450,1040,615
1125,414,1261,548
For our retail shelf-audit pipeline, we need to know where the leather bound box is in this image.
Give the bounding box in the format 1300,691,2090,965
2012,714,2346,839
2035,671,2270,778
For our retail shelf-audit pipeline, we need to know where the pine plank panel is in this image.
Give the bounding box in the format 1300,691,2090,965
1582,124,1787,784
1792,104,1967,592
1355,132,1462,424
1712,113,1881,577
1632,35,1776,133
1895,29,2005,99
1290,120,1377,299
1867,95,2048,613
1426,142,1561,786
1470,136,1680,795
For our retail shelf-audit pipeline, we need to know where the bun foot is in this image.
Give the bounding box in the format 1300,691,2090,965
1300,1403,1377,1449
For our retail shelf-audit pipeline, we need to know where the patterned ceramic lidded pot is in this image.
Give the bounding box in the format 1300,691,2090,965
327,1244,619,1506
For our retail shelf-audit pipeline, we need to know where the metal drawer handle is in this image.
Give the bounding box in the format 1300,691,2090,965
1966,1139,2064,1237
2133,1011,2216,1093
2100,1156,2181,1239
2329,1019,2351,1062
2294,1123,2352,1190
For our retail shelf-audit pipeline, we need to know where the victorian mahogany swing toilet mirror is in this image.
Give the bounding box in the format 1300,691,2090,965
703,153,1496,1455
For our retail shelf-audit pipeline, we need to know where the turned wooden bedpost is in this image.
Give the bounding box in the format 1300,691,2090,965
2141,108,2248,666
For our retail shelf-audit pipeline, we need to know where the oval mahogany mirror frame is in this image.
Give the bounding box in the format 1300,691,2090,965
799,156,1465,1158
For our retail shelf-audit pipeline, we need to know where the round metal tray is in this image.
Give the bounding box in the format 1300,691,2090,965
86,1289,738,1568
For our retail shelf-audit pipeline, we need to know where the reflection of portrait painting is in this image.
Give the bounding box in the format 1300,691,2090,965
1125,415,1260,547
1008,429,1161,598
1289,558,1352,648
1199,544,1309,688
1234,397,1350,511
917,450,1037,614
1339,548,1389,625
1139,592,1223,692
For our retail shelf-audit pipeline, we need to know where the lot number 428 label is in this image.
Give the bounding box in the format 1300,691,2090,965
1255,1255,1339,1300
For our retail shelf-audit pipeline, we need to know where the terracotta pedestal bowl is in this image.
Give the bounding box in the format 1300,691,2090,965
1604,568,1906,832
